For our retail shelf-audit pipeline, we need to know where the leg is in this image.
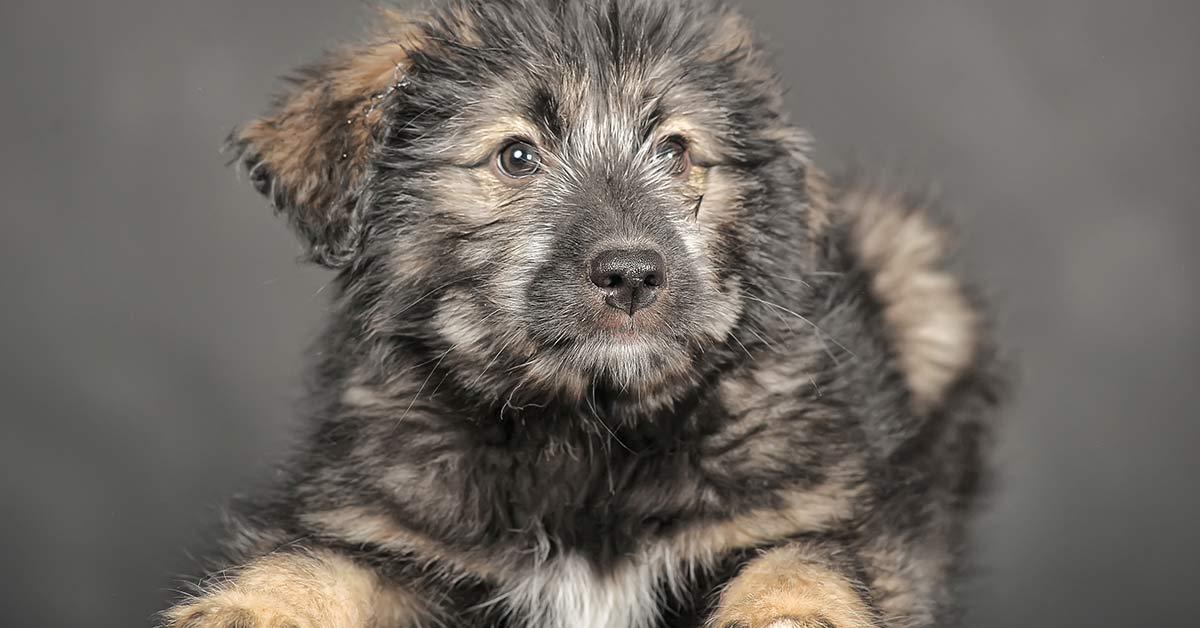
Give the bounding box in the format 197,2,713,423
162,549,424,628
709,543,879,628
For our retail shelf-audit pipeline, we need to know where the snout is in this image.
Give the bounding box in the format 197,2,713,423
588,248,666,316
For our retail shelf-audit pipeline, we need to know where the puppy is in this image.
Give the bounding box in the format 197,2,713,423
164,1,1003,626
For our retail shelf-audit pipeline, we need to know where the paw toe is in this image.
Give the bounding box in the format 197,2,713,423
164,604,298,628
766,617,838,628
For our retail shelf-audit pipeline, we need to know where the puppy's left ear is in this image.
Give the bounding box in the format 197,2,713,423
229,13,423,268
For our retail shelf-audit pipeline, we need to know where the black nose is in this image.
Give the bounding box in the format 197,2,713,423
589,249,666,316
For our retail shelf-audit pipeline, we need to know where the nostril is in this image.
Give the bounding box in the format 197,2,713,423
590,266,623,290
588,248,667,314
601,273,624,289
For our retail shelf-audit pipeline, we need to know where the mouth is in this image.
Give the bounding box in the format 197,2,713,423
517,313,699,393
591,306,668,338
570,321,691,365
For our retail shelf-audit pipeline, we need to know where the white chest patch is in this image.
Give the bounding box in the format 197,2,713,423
492,546,692,628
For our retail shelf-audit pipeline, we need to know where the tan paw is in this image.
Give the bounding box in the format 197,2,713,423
765,619,836,628
163,598,302,628
711,582,875,628
714,606,841,628
710,547,876,628
717,618,835,628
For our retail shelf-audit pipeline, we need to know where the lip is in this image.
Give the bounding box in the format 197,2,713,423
604,326,645,343
592,305,666,333
571,316,662,348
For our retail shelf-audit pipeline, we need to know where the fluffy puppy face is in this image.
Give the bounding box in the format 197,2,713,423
233,0,817,401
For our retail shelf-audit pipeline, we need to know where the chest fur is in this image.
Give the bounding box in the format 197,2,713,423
494,548,691,628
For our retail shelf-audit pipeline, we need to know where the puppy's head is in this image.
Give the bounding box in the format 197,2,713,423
233,0,821,402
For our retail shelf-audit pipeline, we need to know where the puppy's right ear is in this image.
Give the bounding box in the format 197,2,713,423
228,12,424,268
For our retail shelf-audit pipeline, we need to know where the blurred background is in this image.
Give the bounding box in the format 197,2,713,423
2,1,1197,626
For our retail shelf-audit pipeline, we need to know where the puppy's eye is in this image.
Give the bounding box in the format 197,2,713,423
496,140,542,180
654,136,690,176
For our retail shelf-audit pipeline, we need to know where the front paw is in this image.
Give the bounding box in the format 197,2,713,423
719,619,836,628
713,602,844,628
709,548,877,628
710,583,876,628
163,599,301,628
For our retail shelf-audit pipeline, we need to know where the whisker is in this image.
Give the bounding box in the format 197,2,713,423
743,326,778,351
742,294,857,359
469,333,517,388
762,272,815,289
727,334,754,360
390,307,504,431
392,281,459,317
586,375,634,454
390,341,458,432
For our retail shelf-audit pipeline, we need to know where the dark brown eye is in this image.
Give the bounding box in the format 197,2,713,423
655,136,690,176
496,140,541,179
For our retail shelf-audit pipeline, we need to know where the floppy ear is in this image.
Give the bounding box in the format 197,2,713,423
228,13,423,268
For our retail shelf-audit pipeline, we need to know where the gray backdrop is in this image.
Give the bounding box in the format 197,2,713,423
2,1,1197,627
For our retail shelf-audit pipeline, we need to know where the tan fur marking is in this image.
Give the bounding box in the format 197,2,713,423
717,355,810,415
424,163,533,226
697,167,742,232
302,507,504,579
805,169,832,243
657,117,727,167
845,190,978,411
709,546,876,628
438,115,542,167
671,481,861,564
163,550,422,628
341,385,386,408
307,476,857,591
701,11,755,62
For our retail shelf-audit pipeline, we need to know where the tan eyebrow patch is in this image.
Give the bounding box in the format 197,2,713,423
437,115,544,167
654,116,728,166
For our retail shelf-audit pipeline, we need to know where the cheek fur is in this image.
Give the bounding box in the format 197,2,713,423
434,289,496,356
419,165,560,319
426,169,496,226
692,167,743,261
670,166,746,342
700,279,744,342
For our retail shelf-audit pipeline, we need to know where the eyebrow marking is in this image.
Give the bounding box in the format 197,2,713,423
527,87,566,140
639,99,667,143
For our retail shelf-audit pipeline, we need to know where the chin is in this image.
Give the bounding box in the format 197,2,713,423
580,333,696,389
515,328,696,399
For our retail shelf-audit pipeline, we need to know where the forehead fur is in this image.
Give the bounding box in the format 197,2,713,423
424,0,766,70
397,0,785,159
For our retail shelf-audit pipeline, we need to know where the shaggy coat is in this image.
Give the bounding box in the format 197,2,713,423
164,1,1003,627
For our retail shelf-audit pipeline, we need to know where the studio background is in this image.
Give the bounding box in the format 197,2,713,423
2,1,1197,627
